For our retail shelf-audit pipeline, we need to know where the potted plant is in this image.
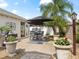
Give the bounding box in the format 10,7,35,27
0,25,11,47
53,38,72,59
4,35,18,56
0,26,5,47
0,34,5,47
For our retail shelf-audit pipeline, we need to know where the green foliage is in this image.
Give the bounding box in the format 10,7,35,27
7,35,16,42
55,38,70,45
0,25,11,33
76,34,79,43
59,31,65,37
0,34,3,39
76,23,79,43
2,25,11,32
40,0,73,35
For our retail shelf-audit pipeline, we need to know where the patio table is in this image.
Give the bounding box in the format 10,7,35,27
31,31,43,41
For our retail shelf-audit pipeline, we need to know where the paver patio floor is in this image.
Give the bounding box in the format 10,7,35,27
0,37,79,59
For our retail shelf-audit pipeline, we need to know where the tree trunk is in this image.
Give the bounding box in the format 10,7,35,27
59,27,65,37
52,26,57,35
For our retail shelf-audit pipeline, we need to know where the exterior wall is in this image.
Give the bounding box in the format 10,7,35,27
29,26,54,36
0,15,21,38
25,23,30,37
41,26,54,36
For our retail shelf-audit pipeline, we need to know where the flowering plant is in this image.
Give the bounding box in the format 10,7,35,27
55,38,70,46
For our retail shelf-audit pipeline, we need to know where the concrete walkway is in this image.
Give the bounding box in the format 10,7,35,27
17,38,56,59
0,37,79,59
0,38,56,59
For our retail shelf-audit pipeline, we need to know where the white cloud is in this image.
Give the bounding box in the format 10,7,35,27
14,2,19,5
0,0,8,8
40,0,52,5
11,10,18,14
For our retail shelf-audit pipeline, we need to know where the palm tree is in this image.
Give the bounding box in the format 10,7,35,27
40,0,73,36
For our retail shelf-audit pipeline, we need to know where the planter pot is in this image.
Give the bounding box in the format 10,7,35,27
0,37,4,47
53,43,72,59
4,41,18,56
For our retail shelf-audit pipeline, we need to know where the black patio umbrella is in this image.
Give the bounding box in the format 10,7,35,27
27,16,52,25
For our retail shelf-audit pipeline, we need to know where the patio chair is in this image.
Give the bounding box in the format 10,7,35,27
21,51,53,59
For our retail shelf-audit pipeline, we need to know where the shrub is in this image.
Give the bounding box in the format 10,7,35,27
76,34,79,43
55,38,70,46
7,35,16,42
0,25,11,34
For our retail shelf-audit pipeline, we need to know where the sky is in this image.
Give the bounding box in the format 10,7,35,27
0,0,79,20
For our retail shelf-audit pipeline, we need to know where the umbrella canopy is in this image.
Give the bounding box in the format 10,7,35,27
27,16,52,25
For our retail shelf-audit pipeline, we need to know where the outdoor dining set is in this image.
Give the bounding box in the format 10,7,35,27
30,27,44,41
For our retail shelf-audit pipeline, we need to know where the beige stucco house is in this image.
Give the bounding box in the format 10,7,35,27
0,8,29,38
